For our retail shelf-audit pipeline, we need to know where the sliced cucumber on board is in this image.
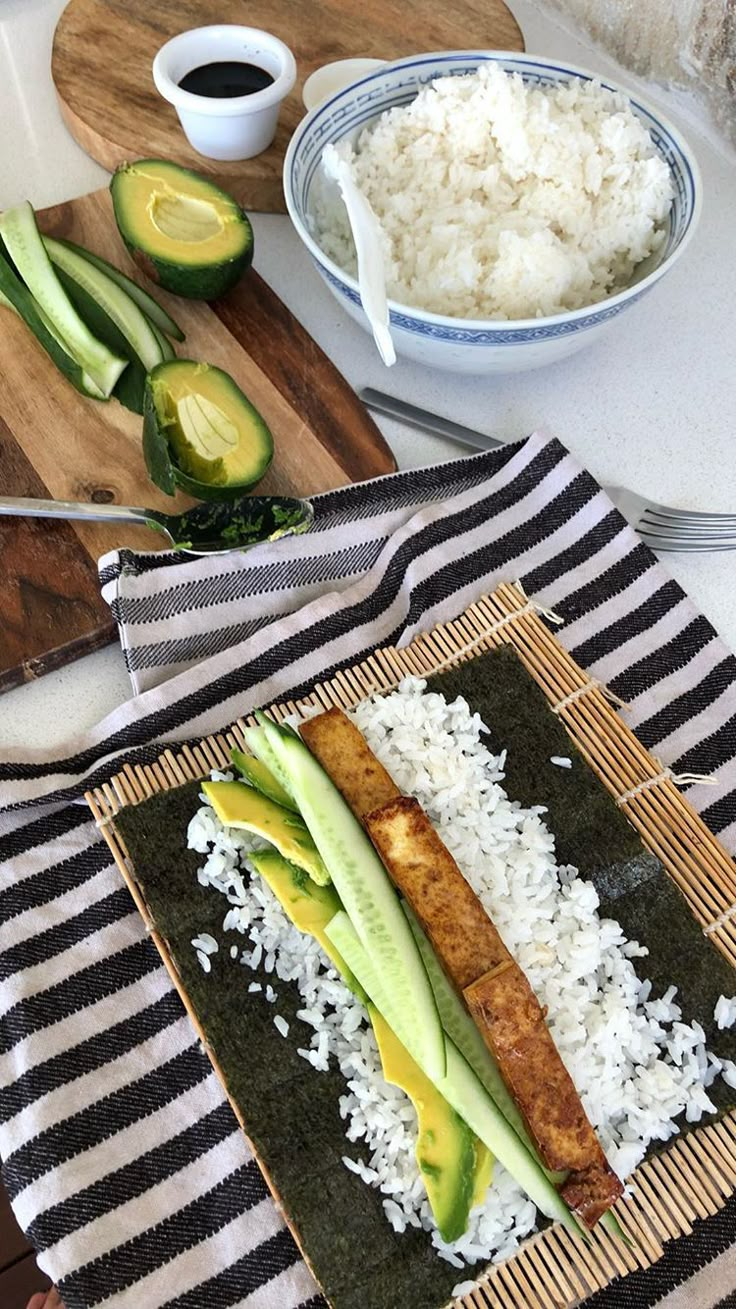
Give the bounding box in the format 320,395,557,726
44,235,163,373
112,360,149,415
0,202,126,397
325,910,585,1241
0,246,106,399
258,714,446,1083
53,266,149,414
54,237,185,341
148,316,176,361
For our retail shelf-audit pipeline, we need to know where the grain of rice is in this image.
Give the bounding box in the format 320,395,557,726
714,995,736,1029
191,932,218,955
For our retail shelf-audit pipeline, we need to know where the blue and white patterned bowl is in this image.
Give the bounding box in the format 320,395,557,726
283,52,701,374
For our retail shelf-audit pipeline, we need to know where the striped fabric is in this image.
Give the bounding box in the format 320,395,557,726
1,430,736,1308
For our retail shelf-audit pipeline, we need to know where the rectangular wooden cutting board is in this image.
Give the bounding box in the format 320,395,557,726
0,187,395,693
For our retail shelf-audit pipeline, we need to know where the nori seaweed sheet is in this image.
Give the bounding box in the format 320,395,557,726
116,784,462,1309
428,649,736,1100
113,647,736,1308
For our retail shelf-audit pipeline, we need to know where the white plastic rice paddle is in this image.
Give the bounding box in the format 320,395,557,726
321,143,396,367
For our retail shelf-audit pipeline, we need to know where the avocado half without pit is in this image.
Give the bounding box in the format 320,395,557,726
143,359,274,499
111,160,253,300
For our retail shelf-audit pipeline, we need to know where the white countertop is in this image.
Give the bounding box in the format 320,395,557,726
1,0,735,751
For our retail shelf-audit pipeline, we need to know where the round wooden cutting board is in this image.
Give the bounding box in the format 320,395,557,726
52,0,524,213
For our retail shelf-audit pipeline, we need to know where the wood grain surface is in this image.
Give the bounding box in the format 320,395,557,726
51,0,524,213
0,187,395,693
0,1177,48,1309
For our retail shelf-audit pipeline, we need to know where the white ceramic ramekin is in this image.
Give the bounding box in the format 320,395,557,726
153,25,297,161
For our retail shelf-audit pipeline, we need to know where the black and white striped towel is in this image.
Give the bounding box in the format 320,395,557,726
2,430,736,1309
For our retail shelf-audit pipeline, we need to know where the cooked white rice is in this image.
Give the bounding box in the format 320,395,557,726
714,995,736,1029
312,65,673,320
188,678,727,1267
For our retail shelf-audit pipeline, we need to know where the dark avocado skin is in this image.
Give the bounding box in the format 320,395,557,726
125,238,253,301
142,378,176,495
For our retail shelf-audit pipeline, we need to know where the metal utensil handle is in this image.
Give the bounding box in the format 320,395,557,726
360,388,504,453
0,495,152,526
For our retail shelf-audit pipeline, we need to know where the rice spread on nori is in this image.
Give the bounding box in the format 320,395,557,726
115,648,736,1309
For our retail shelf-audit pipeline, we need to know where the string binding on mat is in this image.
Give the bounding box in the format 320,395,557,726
616,759,719,806
552,677,628,713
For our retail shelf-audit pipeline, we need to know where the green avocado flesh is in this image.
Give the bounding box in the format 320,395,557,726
202,780,331,885
372,1008,484,1242
230,748,300,813
111,159,253,299
143,358,273,499
251,848,484,1241
250,849,365,998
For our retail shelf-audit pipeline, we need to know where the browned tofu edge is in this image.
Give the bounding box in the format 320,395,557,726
365,796,510,988
300,708,400,819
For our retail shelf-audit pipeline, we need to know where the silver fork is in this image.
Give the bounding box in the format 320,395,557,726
361,389,736,553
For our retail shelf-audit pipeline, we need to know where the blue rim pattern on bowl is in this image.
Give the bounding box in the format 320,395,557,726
284,52,701,347
317,261,647,343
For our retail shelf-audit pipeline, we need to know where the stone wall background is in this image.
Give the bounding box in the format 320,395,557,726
544,0,736,145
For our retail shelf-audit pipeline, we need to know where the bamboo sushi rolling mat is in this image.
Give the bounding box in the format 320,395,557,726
89,583,736,1309
2,431,736,1308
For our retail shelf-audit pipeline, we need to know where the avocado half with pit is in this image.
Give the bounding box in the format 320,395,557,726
143,359,273,500
111,160,253,300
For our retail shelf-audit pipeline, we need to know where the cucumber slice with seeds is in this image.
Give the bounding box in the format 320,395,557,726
53,265,150,413
0,203,126,396
230,747,300,812
325,910,584,1240
404,903,552,1152
242,725,297,805
259,714,446,1082
148,316,176,360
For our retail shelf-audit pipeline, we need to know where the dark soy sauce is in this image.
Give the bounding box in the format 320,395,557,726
178,61,275,99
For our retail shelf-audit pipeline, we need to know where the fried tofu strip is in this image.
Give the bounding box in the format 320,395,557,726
297,712,622,1225
364,796,623,1226
465,969,622,1226
365,793,511,988
300,708,400,819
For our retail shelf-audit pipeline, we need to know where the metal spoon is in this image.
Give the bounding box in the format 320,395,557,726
0,493,314,556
